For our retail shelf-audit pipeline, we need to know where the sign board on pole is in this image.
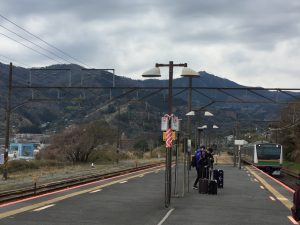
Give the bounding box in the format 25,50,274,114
187,139,191,152
0,154,4,165
161,116,168,131
163,131,176,141
171,116,180,131
166,128,173,148
234,140,248,146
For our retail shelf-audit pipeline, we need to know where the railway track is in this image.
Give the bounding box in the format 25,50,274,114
278,168,298,190
0,162,164,204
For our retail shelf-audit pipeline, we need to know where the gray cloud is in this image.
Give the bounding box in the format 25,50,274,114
0,0,300,87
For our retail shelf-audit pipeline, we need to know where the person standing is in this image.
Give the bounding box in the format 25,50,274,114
292,178,300,221
193,146,205,189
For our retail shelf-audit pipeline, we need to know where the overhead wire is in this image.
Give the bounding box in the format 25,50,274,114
0,31,63,64
0,13,90,68
0,54,30,67
0,24,74,65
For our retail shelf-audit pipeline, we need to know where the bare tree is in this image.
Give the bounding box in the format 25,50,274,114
44,120,116,162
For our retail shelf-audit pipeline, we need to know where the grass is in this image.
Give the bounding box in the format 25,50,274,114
282,161,300,174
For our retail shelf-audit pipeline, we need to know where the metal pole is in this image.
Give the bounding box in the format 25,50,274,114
182,136,186,197
117,104,120,164
238,145,241,169
173,132,179,196
187,76,192,192
165,61,173,208
3,63,13,180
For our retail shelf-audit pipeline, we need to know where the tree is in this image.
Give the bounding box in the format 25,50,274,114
134,139,149,152
45,120,116,162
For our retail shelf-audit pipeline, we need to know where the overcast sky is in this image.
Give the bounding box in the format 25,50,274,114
0,0,300,88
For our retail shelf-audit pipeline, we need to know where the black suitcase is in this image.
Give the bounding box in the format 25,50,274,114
199,178,208,194
199,167,209,194
218,169,224,188
213,169,219,180
208,180,218,195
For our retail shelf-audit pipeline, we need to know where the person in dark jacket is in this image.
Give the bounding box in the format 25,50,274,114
292,178,300,221
193,146,205,189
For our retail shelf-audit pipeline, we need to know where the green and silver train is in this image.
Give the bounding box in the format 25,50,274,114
241,142,283,175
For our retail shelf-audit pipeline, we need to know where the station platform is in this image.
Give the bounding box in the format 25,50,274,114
0,162,297,225
166,165,296,225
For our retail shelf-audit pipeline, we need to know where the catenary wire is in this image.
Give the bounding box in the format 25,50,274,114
0,32,63,64
0,54,30,67
0,24,74,65
0,14,90,68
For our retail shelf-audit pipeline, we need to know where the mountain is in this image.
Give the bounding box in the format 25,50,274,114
0,62,296,142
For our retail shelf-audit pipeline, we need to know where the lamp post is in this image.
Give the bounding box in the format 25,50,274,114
3,63,13,180
142,61,197,208
197,125,207,146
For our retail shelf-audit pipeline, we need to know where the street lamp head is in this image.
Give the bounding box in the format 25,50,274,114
186,110,195,116
142,67,161,77
213,125,219,129
180,67,199,78
204,111,214,117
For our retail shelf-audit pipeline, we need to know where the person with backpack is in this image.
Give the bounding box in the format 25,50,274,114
292,178,300,221
192,146,205,189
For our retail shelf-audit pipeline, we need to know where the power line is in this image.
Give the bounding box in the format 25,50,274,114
0,32,62,64
0,14,90,68
0,24,74,64
0,54,30,67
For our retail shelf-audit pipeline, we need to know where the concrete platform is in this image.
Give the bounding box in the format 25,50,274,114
165,165,296,225
0,163,297,225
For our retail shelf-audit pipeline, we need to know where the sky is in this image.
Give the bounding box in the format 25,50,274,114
0,0,300,88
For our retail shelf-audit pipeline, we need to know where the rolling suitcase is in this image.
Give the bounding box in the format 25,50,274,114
199,167,208,194
208,180,218,195
208,168,218,195
218,169,224,188
213,169,219,180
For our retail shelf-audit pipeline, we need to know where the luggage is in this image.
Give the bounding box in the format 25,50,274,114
199,167,208,194
218,169,224,188
213,169,219,180
208,180,218,195
199,178,208,194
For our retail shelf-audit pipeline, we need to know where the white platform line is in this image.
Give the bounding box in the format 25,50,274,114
90,189,102,193
269,196,276,201
260,186,265,190
119,181,128,184
288,216,299,224
33,204,55,212
157,208,175,225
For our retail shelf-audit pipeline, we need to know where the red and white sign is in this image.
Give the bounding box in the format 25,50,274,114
171,116,179,131
166,128,173,148
161,116,168,131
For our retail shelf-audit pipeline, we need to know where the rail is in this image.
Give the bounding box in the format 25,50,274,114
0,162,164,204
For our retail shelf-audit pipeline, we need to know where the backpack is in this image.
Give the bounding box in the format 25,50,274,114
191,155,196,167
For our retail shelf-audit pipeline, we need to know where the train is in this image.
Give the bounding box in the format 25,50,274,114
241,142,283,175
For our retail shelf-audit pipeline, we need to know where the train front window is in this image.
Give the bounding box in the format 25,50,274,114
256,144,281,160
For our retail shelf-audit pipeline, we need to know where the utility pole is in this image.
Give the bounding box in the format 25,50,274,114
3,63,13,180
117,103,120,164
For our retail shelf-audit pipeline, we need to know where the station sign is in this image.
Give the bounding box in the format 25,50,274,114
161,116,168,131
187,139,191,152
171,116,180,131
0,154,4,165
234,140,248,146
